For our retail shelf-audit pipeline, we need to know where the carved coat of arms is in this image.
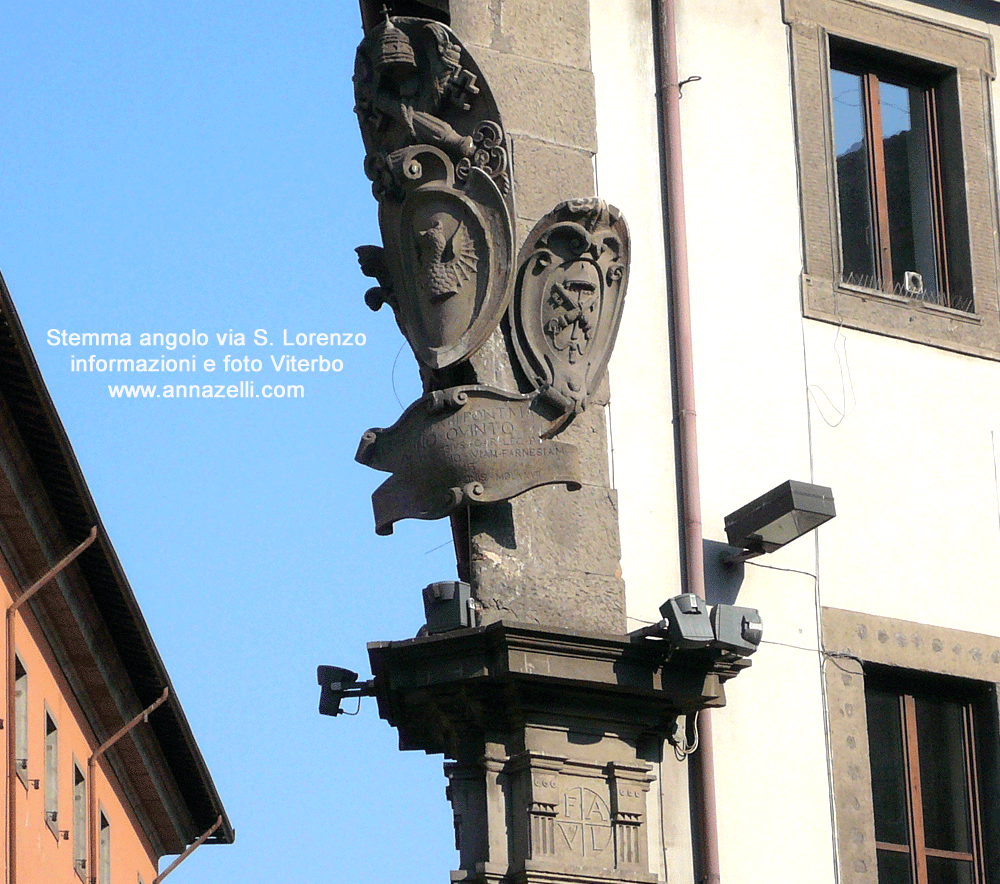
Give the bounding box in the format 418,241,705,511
354,16,514,371
510,199,630,424
351,18,631,533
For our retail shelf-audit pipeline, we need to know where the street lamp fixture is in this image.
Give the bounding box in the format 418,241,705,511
724,480,835,563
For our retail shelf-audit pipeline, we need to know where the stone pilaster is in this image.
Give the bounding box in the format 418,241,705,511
446,0,624,634
368,622,739,884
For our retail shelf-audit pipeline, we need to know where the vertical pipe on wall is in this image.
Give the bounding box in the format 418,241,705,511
88,687,169,884
6,609,15,884
651,2,722,883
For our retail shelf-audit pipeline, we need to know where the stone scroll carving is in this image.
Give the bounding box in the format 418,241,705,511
510,199,630,427
354,16,514,371
356,385,581,535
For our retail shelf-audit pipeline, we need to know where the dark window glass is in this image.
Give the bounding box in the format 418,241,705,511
926,856,974,884
832,69,875,282
876,848,912,884
866,687,909,846
830,47,967,311
865,672,986,884
916,696,971,853
879,80,938,295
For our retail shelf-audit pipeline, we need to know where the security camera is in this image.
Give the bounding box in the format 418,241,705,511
651,594,763,659
316,665,375,717
710,604,763,656
659,594,715,649
423,581,474,633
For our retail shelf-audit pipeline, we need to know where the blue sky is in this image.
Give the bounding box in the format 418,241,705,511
2,3,460,880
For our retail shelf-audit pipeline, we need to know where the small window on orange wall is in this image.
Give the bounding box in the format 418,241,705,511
14,657,27,783
73,763,86,878
44,711,58,836
98,811,111,884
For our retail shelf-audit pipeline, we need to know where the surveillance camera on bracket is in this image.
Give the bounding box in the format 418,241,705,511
633,593,763,662
316,665,376,717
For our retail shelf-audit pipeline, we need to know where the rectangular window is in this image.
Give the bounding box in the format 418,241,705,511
784,0,998,359
831,44,969,310
73,763,86,878
865,670,987,884
14,657,27,783
98,811,111,884
44,711,58,835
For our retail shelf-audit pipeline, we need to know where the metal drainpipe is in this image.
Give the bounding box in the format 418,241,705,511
6,527,97,884
652,2,722,883
88,687,169,884
151,815,223,883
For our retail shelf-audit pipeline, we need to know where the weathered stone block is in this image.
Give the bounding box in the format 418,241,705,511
491,0,593,72
450,0,496,49
552,403,611,488
453,0,593,73
473,47,598,153
469,486,626,634
509,136,596,230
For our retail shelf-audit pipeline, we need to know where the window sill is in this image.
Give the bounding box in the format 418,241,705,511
803,273,1000,360
836,281,982,324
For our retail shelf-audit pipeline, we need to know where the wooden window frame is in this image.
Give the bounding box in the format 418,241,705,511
822,608,1000,884
866,672,987,884
831,49,956,307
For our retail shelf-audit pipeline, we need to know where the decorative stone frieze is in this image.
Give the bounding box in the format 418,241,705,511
351,15,631,560
354,16,515,374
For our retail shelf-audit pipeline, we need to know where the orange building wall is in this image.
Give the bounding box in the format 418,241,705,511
1,556,160,884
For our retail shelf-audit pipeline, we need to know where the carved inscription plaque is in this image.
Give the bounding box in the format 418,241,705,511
556,786,614,860
356,385,581,535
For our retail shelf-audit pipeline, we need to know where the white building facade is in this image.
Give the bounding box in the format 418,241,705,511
596,2,1000,883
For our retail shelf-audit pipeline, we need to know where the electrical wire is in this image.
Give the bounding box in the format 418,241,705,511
800,301,843,884
806,322,855,428
340,696,363,716
390,343,406,409
672,710,700,762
